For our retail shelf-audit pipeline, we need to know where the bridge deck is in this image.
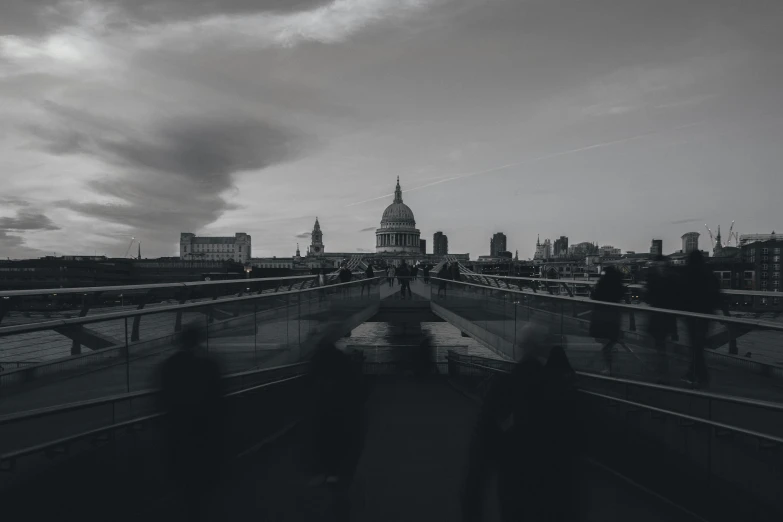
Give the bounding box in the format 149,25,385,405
143,376,700,521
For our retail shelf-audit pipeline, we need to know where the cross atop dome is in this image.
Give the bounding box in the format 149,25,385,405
394,176,403,204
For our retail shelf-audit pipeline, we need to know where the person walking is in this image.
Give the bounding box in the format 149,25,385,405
590,267,626,375
462,325,585,522
645,258,679,384
682,250,721,388
397,262,411,299
158,325,225,522
362,264,374,298
389,265,396,287
437,262,451,298
423,264,430,284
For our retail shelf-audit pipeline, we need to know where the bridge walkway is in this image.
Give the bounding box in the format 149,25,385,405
135,375,702,522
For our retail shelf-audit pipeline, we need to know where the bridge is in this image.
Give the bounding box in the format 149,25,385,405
0,273,781,521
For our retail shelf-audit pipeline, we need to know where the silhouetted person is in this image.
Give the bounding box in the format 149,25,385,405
451,261,461,282
159,325,224,522
437,263,451,297
463,326,584,522
362,264,374,297
309,343,366,487
339,263,352,297
389,265,396,287
682,250,721,388
397,262,411,299
423,264,430,284
413,335,435,376
645,258,680,384
590,267,626,375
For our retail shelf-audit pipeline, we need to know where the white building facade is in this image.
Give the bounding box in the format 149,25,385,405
180,232,251,263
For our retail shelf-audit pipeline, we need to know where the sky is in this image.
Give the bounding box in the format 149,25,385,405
1,0,782,260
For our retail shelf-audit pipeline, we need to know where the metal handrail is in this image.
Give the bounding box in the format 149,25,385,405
0,361,310,427
0,368,310,468
0,274,320,298
580,389,783,445
447,355,783,443
573,371,783,413
464,273,774,298
447,355,783,413
431,277,783,331
0,277,385,338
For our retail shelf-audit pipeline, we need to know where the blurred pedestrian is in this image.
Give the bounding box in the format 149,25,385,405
645,257,679,384
462,325,585,522
590,267,627,375
158,325,225,522
682,251,721,388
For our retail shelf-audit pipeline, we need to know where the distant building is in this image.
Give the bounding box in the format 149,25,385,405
180,232,251,263
681,232,700,254
741,236,783,297
739,232,779,246
490,232,507,257
433,231,449,256
650,239,663,257
553,236,569,258
533,235,552,261
309,217,325,256
569,242,599,258
419,239,427,254
599,245,622,258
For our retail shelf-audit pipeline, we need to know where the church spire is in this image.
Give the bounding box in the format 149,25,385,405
394,176,403,204
536,234,540,246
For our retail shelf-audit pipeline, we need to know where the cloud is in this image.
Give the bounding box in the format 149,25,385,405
0,196,31,207
137,0,438,51
0,209,58,258
0,209,60,231
359,226,376,232
295,232,311,238
670,217,705,225
26,102,310,251
0,0,333,37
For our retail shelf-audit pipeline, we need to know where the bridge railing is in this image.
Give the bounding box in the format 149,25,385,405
0,277,383,415
0,274,328,330
446,352,783,521
431,277,783,403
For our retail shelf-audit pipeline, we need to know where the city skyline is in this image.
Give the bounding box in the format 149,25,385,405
2,0,783,260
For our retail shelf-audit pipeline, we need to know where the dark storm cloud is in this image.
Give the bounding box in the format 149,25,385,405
27,103,311,249
0,0,333,36
0,209,57,256
358,227,375,232
0,209,60,231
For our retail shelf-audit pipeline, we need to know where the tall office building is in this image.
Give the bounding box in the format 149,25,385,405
490,232,507,257
650,239,663,257
419,239,427,255
682,232,700,254
553,236,569,257
433,231,449,256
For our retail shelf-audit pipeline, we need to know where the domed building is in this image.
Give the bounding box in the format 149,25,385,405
376,177,421,254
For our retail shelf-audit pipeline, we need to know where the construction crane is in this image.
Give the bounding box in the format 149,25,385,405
727,220,738,246
123,237,136,258
704,224,715,248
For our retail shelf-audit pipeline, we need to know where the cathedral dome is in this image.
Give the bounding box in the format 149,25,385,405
381,202,416,226
376,177,421,254
379,177,416,229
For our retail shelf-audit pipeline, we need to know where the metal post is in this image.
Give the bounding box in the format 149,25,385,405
124,317,130,394
254,302,258,367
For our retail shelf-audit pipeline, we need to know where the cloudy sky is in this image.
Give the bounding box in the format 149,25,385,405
2,0,782,260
